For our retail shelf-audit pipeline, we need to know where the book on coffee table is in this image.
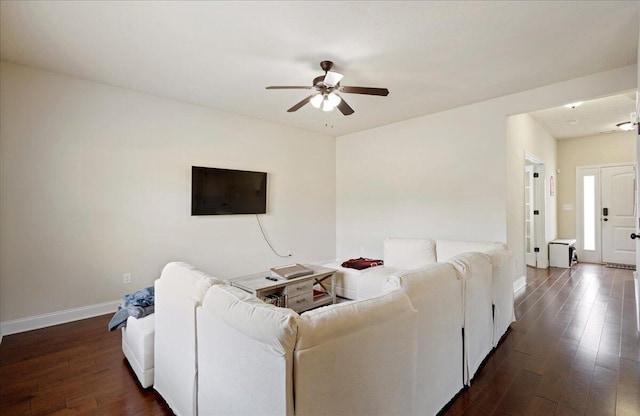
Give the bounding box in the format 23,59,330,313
270,264,314,280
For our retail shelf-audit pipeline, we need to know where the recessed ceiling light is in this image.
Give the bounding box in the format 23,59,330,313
563,101,584,109
616,121,634,131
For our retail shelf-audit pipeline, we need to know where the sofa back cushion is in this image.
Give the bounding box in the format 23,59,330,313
159,261,223,302
294,290,417,416
384,237,437,270
436,240,507,262
201,285,299,352
197,286,299,416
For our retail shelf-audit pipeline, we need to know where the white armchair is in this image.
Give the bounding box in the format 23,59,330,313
153,262,223,416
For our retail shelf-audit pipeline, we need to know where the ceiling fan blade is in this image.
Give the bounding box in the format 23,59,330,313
336,95,354,116
266,86,313,90
287,95,316,112
323,71,344,87
339,86,389,96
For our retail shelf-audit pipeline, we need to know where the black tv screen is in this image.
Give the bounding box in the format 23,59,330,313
191,166,267,215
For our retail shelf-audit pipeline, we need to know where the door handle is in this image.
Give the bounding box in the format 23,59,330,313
603,207,608,216
631,233,640,239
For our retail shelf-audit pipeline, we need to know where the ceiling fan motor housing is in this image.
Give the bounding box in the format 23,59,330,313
320,60,334,72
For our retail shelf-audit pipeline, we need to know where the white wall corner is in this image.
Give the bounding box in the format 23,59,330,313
513,276,527,293
0,300,120,338
311,258,340,266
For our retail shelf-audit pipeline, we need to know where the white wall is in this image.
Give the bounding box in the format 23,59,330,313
557,131,636,239
336,103,506,259
506,114,558,272
0,62,336,323
336,66,636,276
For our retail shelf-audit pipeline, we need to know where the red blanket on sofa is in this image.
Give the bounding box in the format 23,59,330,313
341,257,384,270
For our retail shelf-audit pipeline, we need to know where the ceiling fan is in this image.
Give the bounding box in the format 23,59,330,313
266,61,389,115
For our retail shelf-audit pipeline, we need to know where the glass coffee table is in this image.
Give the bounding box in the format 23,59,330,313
228,265,336,313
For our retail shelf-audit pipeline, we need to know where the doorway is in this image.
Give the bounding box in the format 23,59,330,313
524,153,546,268
576,163,637,266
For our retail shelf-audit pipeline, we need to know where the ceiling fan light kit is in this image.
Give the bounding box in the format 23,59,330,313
616,121,634,131
266,61,389,116
310,92,342,112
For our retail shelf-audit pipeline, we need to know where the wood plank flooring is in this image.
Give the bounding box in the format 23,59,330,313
0,313,172,415
1,263,638,415
443,263,640,416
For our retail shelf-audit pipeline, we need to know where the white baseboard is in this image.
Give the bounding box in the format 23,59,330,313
513,276,526,293
0,300,120,341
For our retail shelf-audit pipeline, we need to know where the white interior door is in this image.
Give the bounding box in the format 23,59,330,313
525,165,536,267
601,165,636,265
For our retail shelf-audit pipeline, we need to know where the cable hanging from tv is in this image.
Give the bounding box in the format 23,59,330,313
256,214,292,258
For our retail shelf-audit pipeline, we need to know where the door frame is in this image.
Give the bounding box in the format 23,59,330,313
576,162,637,264
525,152,547,268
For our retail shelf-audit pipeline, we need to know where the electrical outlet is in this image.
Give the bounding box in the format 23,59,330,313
123,273,132,285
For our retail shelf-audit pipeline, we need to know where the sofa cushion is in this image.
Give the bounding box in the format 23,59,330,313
201,285,299,353
159,261,223,301
436,240,507,262
296,289,415,349
356,265,400,299
383,237,437,270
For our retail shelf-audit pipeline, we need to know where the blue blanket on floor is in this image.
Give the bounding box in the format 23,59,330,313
108,286,155,331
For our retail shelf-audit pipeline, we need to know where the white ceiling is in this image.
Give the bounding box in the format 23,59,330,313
529,92,637,140
1,1,638,137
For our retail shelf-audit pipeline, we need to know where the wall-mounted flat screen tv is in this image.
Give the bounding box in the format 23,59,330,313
191,166,267,215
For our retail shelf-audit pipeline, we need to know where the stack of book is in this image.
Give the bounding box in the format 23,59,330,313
270,264,313,280
260,293,286,307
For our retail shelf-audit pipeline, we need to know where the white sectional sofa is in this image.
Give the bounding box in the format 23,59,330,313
145,238,515,415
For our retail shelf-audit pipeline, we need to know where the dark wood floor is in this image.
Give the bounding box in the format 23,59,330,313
1,263,638,415
444,263,640,416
